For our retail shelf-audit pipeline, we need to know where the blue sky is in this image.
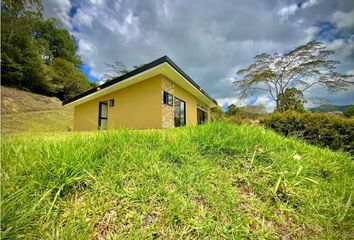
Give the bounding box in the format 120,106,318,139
43,0,354,111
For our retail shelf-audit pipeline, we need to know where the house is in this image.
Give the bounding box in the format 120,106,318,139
63,56,218,131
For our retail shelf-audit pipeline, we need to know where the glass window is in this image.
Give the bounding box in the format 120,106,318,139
109,99,115,107
197,108,208,125
174,97,186,127
99,102,108,130
163,92,173,106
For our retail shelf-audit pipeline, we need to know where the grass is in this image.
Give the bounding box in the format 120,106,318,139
1,121,353,239
1,86,73,134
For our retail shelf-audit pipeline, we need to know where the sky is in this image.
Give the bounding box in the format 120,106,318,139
43,0,354,111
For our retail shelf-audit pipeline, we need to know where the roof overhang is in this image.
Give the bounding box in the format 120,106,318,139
63,56,218,108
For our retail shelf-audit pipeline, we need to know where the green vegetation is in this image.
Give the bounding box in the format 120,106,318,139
234,41,352,111
1,0,91,100
1,86,73,134
344,106,354,118
277,87,306,112
225,104,237,116
309,104,354,113
261,111,354,155
2,122,353,239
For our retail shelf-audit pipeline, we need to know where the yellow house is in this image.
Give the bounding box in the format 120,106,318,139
63,56,218,131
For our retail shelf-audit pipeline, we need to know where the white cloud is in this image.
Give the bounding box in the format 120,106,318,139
327,38,354,58
254,95,276,112
302,0,319,9
42,0,72,28
332,10,354,29
303,26,319,42
278,4,298,18
75,8,93,27
41,0,354,107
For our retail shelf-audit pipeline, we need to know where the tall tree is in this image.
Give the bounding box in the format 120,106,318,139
1,0,46,89
234,41,353,111
1,0,91,100
277,87,306,112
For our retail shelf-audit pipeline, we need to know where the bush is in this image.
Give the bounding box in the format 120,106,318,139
261,111,354,154
344,106,354,118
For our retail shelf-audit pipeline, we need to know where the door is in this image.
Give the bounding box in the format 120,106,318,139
174,97,186,127
98,101,108,130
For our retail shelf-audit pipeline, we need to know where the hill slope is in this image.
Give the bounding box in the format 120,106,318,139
1,86,73,134
309,104,354,113
1,122,353,239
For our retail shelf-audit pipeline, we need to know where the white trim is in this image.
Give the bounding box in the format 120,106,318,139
65,62,217,108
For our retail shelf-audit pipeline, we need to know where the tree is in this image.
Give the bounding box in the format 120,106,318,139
277,87,306,112
103,61,129,81
50,58,91,100
1,0,91,100
234,40,353,111
226,104,237,116
103,62,146,81
211,106,225,120
32,18,82,66
343,106,354,118
1,0,45,89
239,105,267,114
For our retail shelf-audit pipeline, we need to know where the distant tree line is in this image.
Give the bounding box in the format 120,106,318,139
1,0,92,101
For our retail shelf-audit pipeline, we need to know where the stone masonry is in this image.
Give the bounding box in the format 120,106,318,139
161,76,175,128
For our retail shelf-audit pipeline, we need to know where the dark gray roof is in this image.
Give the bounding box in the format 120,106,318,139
63,55,217,105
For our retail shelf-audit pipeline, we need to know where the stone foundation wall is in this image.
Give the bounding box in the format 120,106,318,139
161,76,174,128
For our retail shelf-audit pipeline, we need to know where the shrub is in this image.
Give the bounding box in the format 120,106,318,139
210,106,225,121
261,111,354,154
344,106,354,118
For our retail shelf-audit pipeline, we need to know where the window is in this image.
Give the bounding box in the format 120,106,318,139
98,101,108,130
109,99,115,107
163,91,173,106
197,108,208,125
174,97,186,127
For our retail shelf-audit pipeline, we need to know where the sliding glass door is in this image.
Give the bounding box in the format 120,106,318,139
174,97,186,127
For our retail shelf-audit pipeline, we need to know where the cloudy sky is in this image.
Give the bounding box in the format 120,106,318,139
43,0,354,111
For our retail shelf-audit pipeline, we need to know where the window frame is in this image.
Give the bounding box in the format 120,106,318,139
197,108,208,125
174,97,186,127
98,101,108,130
163,91,174,106
109,99,115,107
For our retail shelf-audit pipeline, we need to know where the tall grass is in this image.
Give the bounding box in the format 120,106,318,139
1,121,353,239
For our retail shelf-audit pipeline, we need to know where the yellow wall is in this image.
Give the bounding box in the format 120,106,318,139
73,74,211,131
74,75,162,131
173,84,198,126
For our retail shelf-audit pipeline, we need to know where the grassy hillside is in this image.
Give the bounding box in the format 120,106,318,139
1,86,73,134
1,122,353,239
309,104,354,113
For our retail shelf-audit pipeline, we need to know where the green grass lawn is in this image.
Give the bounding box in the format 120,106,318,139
1,122,353,239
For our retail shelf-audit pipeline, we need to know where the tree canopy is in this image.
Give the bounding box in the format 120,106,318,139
277,87,306,112
103,62,146,82
225,104,237,116
1,0,91,100
234,40,353,111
